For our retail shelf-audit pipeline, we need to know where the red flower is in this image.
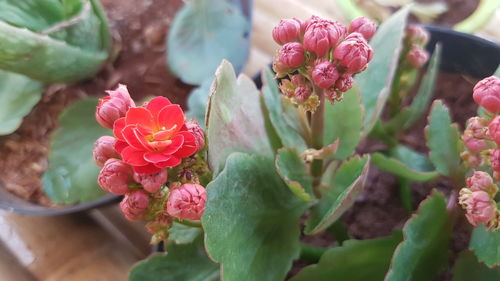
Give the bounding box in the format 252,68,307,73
113,96,197,174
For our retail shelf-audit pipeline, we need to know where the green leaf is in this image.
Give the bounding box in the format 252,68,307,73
305,155,370,235
275,147,315,202
0,70,43,135
469,225,500,268
206,60,273,175
168,222,202,245
357,6,410,135
385,191,451,281
323,87,363,160
371,145,439,181
167,0,250,85
403,43,442,129
453,250,500,281
0,0,110,83
425,100,464,179
129,236,219,281
42,97,109,204
187,77,214,127
202,153,308,281
262,68,307,151
290,232,403,281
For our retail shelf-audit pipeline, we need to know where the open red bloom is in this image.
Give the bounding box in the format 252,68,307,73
113,97,197,174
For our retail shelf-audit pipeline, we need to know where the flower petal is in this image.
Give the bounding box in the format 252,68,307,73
133,164,161,175
114,140,128,154
157,105,184,132
122,125,149,150
113,117,126,140
163,134,184,155
144,151,172,163
121,146,148,166
126,107,155,128
147,96,172,118
155,156,182,168
174,131,198,157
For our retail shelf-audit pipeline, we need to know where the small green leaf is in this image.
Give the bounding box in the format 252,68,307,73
469,225,500,268
262,68,307,151
371,145,439,181
425,100,464,180
187,77,214,127
323,87,364,160
0,70,43,135
129,236,219,281
168,222,202,245
453,250,500,281
385,191,451,281
305,155,370,235
202,153,308,281
290,232,403,281
42,97,109,204
403,43,442,129
206,61,273,175
357,6,410,135
167,0,250,85
275,147,315,202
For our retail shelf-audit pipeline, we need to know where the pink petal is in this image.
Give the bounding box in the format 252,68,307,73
174,131,198,157
126,107,155,128
113,117,126,140
144,151,172,163
162,134,184,155
147,97,172,118
121,146,148,166
155,156,182,168
114,140,128,154
157,105,184,132
122,125,149,150
133,164,161,175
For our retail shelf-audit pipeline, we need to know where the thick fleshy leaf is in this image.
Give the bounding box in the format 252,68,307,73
469,225,500,268
356,6,410,135
187,78,214,127
206,60,273,175
129,236,219,281
425,100,465,180
275,148,315,202
385,191,451,281
0,70,43,135
0,0,110,83
43,98,109,204
202,153,308,281
168,222,202,245
323,86,363,160
262,68,307,151
167,0,250,85
290,232,403,281
305,155,370,235
453,250,500,281
371,145,438,181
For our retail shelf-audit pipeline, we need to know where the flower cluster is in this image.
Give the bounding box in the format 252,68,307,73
404,25,430,69
459,76,500,230
93,84,208,243
272,16,376,110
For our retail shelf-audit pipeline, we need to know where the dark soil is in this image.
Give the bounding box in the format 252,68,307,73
0,0,192,205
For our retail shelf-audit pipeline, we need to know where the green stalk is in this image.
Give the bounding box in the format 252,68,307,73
299,243,327,263
310,86,325,197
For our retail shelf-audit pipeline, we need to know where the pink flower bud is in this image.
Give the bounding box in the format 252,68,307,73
120,190,150,221
461,190,496,227
133,170,167,193
93,136,119,167
335,74,354,92
462,135,488,153
406,25,430,46
95,84,136,128
467,171,495,192
490,149,500,172
294,86,312,103
272,18,303,45
272,57,291,78
466,117,488,139
279,79,295,98
473,76,500,113
185,119,205,152
166,183,206,220
348,17,377,40
279,42,306,68
304,16,346,57
97,158,133,195
407,45,429,68
333,33,373,73
312,61,339,89
489,116,500,145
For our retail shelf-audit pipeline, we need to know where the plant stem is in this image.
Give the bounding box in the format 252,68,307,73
328,221,350,246
174,218,202,228
310,86,325,197
299,243,328,263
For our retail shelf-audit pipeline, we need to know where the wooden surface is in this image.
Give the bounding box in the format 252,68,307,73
1,1,498,281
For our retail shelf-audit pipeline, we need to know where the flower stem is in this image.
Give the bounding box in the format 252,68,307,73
311,86,325,197
299,243,327,263
174,218,202,228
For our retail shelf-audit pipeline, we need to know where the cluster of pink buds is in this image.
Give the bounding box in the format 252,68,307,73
404,25,430,69
459,76,500,230
272,16,376,110
93,84,209,243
